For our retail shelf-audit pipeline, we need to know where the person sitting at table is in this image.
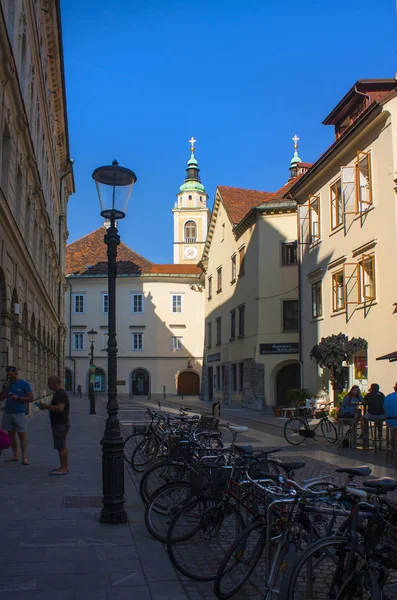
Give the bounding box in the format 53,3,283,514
384,383,397,429
359,383,385,444
338,385,363,419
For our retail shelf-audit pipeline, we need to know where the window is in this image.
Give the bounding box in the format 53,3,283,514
309,195,320,242
132,293,144,313
207,276,212,300
216,317,222,345
281,242,297,266
238,362,244,392
101,331,108,350
172,294,182,313
102,293,108,314
171,336,183,350
360,254,375,301
184,220,197,242
330,179,343,229
232,363,237,392
216,366,221,391
311,281,322,318
283,300,299,331
221,365,225,391
238,304,245,337
231,255,236,282
217,267,222,293
356,152,372,212
207,322,212,348
1,125,11,196
332,270,345,312
230,309,236,340
73,294,85,314
73,332,85,351
239,246,246,276
132,332,144,351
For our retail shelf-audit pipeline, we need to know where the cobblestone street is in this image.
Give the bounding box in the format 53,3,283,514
0,393,396,600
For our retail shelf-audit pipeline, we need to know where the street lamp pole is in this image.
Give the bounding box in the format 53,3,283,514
87,329,98,415
92,159,137,525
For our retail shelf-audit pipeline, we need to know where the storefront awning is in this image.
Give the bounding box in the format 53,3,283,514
376,351,397,363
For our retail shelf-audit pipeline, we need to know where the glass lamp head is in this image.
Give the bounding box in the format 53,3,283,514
92,160,137,220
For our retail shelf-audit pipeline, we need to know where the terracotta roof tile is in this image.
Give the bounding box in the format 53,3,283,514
66,227,201,277
66,227,153,275
265,175,306,202
218,186,273,224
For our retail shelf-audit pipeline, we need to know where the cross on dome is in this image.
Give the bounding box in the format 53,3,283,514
292,134,299,149
189,136,197,152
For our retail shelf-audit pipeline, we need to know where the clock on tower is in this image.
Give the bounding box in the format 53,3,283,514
184,246,198,260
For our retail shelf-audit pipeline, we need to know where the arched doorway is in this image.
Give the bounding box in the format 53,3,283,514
65,368,73,392
177,371,200,395
276,363,301,406
131,368,150,396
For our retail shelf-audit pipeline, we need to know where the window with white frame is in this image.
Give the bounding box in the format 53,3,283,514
330,179,343,230
73,294,85,314
132,332,144,351
171,336,183,350
360,254,376,301
231,254,237,282
102,293,108,314
132,293,144,313
172,294,182,313
101,331,108,350
309,195,320,242
73,332,85,350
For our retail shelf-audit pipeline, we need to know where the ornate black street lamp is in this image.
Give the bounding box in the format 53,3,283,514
92,159,137,524
87,328,98,415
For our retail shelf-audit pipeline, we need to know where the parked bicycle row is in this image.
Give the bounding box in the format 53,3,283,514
123,405,397,600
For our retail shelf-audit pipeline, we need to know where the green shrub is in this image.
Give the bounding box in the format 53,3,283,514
285,388,311,407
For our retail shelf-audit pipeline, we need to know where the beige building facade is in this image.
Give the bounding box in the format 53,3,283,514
65,227,204,398
200,175,304,409
0,0,73,400
290,79,397,398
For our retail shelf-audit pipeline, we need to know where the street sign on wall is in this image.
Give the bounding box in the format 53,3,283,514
260,343,299,355
207,352,221,363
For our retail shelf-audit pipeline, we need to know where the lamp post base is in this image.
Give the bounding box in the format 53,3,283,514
100,421,128,524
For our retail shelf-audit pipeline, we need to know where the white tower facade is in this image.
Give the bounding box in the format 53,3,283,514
172,138,210,264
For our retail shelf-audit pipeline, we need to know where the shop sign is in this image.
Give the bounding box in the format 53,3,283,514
260,343,299,355
207,352,221,363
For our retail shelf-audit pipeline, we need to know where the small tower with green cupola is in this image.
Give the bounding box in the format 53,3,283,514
172,137,210,264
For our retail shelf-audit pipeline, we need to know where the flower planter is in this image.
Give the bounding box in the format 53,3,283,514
273,407,283,417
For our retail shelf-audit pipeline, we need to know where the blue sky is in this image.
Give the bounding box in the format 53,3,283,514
61,0,397,263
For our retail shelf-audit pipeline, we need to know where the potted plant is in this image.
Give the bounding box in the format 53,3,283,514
285,388,311,417
272,406,283,417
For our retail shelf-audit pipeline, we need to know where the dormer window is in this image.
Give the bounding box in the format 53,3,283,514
184,220,197,242
188,195,192,200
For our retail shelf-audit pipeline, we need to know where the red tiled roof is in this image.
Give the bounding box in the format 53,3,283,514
217,186,273,224
66,227,152,275
298,162,313,169
149,264,201,275
265,175,306,202
66,227,200,277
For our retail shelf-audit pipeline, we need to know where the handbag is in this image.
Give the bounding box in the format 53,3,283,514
0,429,11,450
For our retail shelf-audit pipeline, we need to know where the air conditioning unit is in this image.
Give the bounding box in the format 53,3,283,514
14,303,20,315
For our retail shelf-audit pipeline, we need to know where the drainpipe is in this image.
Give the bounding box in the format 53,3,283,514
57,166,73,377
66,277,76,394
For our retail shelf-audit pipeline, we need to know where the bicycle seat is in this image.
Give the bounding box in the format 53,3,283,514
234,443,253,455
363,477,397,492
335,466,372,477
229,425,248,434
274,459,305,472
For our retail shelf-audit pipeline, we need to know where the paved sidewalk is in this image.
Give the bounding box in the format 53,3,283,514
0,395,187,600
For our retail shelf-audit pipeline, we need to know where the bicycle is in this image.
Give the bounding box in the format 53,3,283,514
284,402,337,445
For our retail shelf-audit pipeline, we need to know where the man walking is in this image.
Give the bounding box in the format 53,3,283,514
0,366,33,465
39,375,70,476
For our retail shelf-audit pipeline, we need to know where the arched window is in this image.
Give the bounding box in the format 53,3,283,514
184,220,197,242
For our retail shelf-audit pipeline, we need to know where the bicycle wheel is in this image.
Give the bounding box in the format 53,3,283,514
130,434,159,472
335,566,380,600
167,497,245,581
284,418,308,445
144,481,192,542
214,520,266,599
287,536,364,600
320,418,338,444
139,458,189,505
123,431,146,464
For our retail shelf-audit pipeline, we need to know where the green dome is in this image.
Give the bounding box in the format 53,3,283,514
290,150,302,166
180,180,206,193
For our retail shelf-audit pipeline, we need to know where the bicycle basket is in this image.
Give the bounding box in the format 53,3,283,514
166,437,193,461
189,463,229,499
197,413,219,431
364,500,397,569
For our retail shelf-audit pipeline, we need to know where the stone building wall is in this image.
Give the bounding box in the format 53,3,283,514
0,1,73,400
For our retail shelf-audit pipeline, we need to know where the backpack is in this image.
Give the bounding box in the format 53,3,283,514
0,429,11,450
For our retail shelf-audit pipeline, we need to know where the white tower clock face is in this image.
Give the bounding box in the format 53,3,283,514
184,246,198,260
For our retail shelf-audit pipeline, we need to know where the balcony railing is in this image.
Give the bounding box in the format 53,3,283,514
185,237,197,243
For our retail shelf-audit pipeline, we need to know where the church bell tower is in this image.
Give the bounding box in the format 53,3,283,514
172,137,210,264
